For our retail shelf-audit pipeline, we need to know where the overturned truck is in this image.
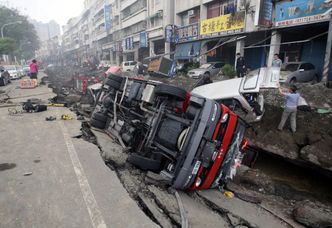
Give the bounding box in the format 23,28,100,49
90,74,248,190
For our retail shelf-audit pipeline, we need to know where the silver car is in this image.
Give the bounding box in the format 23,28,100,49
279,62,319,84
187,62,224,79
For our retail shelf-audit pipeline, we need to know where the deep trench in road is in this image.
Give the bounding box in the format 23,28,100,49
79,119,332,227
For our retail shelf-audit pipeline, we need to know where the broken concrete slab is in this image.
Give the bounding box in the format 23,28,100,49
138,193,174,228
178,192,230,228
148,185,182,225
198,190,292,228
293,200,332,228
91,129,128,167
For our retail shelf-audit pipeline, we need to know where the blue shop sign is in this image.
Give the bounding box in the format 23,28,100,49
275,0,331,27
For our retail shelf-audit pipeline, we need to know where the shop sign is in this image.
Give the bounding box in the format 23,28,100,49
176,23,199,43
275,0,331,27
139,32,148,48
254,0,273,27
104,4,112,31
124,37,134,50
200,12,245,36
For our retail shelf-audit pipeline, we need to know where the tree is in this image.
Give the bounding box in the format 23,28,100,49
0,37,16,54
0,6,40,60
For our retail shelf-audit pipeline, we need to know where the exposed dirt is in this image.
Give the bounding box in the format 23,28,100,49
45,68,332,228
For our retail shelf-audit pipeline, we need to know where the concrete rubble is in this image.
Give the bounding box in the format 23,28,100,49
2,67,332,228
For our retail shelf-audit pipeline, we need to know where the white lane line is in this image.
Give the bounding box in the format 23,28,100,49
59,121,107,228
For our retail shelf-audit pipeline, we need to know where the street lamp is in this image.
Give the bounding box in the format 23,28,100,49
1,21,23,38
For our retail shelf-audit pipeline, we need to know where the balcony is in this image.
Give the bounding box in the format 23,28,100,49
120,0,137,11
122,9,147,29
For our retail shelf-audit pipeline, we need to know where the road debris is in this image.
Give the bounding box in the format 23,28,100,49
23,172,33,176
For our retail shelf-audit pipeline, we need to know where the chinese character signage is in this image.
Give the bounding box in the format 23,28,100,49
140,32,148,48
124,37,134,50
176,23,199,43
200,12,245,36
255,0,273,27
275,0,331,27
104,4,112,31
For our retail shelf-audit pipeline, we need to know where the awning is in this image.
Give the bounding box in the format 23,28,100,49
174,41,201,60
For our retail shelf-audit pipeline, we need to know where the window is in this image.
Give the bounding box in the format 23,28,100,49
189,8,200,24
284,64,299,72
207,0,237,19
301,63,315,70
180,12,189,26
214,62,224,68
207,2,220,19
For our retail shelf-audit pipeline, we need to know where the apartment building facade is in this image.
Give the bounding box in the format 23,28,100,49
61,0,331,79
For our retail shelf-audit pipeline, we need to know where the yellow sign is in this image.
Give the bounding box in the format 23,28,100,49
200,12,245,35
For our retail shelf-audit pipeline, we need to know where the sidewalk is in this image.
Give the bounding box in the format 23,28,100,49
0,76,158,228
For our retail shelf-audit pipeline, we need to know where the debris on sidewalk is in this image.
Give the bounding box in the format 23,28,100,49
23,172,33,176
61,114,73,120
45,116,57,121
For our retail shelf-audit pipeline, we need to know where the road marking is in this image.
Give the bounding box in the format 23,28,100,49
59,121,107,228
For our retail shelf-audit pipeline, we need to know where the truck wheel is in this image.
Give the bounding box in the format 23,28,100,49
92,112,108,122
90,118,107,129
127,154,162,172
105,79,121,90
108,74,123,83
155,84,187,101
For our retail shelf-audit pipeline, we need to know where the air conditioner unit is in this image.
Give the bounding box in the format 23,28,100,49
188,10,195,16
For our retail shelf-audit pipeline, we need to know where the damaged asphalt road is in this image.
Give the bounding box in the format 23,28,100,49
2,71,332,228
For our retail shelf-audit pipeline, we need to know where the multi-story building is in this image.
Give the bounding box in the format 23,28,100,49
173,0,331,78
60,0,331,80
31,20,61,42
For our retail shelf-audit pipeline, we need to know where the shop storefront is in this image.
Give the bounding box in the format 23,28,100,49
274,0,331,78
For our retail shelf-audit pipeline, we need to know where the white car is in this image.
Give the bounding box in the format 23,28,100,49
192,67,278,123
121,61,137,72
4,65,22,80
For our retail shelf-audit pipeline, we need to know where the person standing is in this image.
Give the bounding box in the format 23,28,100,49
272,54,282,68
277,84,300,133
29,59,38,79
236,53,246,78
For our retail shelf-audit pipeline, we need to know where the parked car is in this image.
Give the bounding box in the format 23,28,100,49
17,66,25,77
121,61,137,71
90,75,248,190
192,68,273,123
4,65,22,80
0,66,11,86
280,62,319,84
22,65,30,75
187,62,225,79
176,62,199,75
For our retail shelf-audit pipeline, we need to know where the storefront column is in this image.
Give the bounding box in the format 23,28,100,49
149,40,155,57
267,30,282,67
134,47,139,61
110,50,113,65
116,52,120,65
235,39,245,66
123,54,127,62
200,46,208,65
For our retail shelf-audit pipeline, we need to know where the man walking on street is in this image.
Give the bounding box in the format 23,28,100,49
277,84,300,133
29,59,38,79
236,53,246,78
272,54,282,68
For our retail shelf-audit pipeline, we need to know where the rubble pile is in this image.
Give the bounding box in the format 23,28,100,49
247,83,332,175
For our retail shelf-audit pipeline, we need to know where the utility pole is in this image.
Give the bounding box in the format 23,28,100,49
322,9,332,87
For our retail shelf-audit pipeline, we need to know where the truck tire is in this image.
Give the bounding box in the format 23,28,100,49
127,154,162,172
92,112,108,122
155,84,187,101
90,118,107,129
105,79,121,90
108,74,123,83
